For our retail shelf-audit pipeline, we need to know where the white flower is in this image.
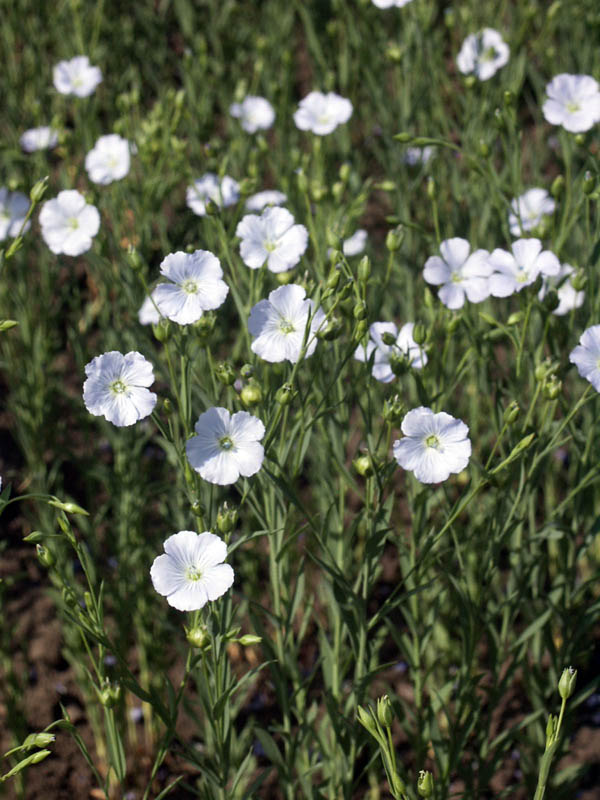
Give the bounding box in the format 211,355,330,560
236,207,308,273
85,134,131,185
186,408,265,485
393,407,471,484
508,188,555,237
138,295,161,325
151,250,228,325
343,229,368,257
354,322,426,382
0,189,30,241
230,95,275,133
186,173,239,216
570,326,600,392
39,190,100,256
538,263,584,316
372,0,414,6
248,284,326,363
53,56,102,97
20,126,59,153
245,190,287,211
83,351,157,427
150,531,234,612
403,146,434,166
456,29,510,81
423,238,492,309
543,74,600,133
488,238,560,297
293,91,353,136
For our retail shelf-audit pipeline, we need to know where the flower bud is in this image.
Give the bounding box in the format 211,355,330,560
383,395,405,424
310,180,327,202
326,265,342,290
571,268,587,291
478,139,490,158
275,269,294,285
574,133,585,146
583,171,596,195
22,732,55,749
191,499,205,517
204,198,219,216
30,176,49,204
542,288,560,312
386,226,404,252
62,586,78,608
240,363,254,379
381,331,397,346
296,170,308,193
357,255,371,283
98,681,122,708
217,502,238,534
503,401,520,425
543,375,562,400
215,361,236,386
23,530,45,543
238,634,262,646
551,174,565,199
332,181,345,202
426,177,436,200
353,319,368,341
465,75,477,90
418,770,434,798
356,705,378,738
503,90,515,108
36,544,55,568
376,695,394,728
535,358,554,382
338,279,354,301
241,382,263,408
375,180,396,192
558,666,577,699
353,300,367,320
546,713,558,748
47,498,88,515
412,323,426,345
317,316,343,341
0,319,18,331
385,44,403,63
276,382,295,405
127,244,142,270
353,454,374,477
394,132,413,143
339,163,351,182
326,227,342,250
507,311,523,326
153,318,171,342
186,625,210,649
389,351,409,376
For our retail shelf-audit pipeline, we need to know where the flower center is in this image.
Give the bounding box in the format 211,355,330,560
67,216,80,230
219,435,234,451
107,156,119,169
481,46,497,63
566,101,580,113
182,279,199,295
264,239,278,253
425,434,441,449
451,272,463,284
515,265,529,283
109,379,127,395
185,565,203,582
279,319,296,335
318,114,331,125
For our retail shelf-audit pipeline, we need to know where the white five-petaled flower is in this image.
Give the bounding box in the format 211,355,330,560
245,190,287,211
423,238,492,310
248,284,326,364
294,91,353,136
393,407,472,484
186,408,265,485
39,190,100,256
83,351,157,427
372,0,413,6
85,134,131,184
53,56,102,97
538,263,584,316
20,126,59,153
0,188,30,241
543,74,600,133
236,206,308,273
230,95,275,133
151,250,228,325
186,173,239,216
569,326,600,392
354,321,426,383
508,188,555,237
488,238,560,297
150,531,234,612
456,29,510,81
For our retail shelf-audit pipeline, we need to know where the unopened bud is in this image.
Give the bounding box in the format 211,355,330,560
36,544,55,568
551,174,565,199
30,176,49,204
275,269,294,285
418,770,434,798
0,319,18,331
238,177,257,197
23,530,45,543
385,44,403,63
194,311,217,341
465,75,477,90
98,682,122,708
389,351,409,376
503,90,515,107
383,395,405,424
238,634,262,646
326,227,342,249
376,695,393,728
276,382,295,405
47,498,88,515
583,171,596,195
357,255,371,283
317,316,343,341
215,361,236,386
503,401,520,425
570,269,587,291
310,180,327,202
127,244,142,270
204,198,219,216
62,586,77,608
332,181,345,202
240,363,254,379
543,375,562,400
353,300,367,320
353,319,368,340
353,454,373,477
375,180,396,192
558,666,577,699
241,382,262,407
153,318,171,342
186,625,210,649
386,226,404,252
217,502,238,534
22,732,55,749
548,0,561,19
339,163,351,182
535,358,554,382
412,322,426,345
546,713,558,748
507,311,524,326
394,132,413,143
381,332,397,346
426,177,436,200
478,139,490,158
574,133,585,147
190,500,205,518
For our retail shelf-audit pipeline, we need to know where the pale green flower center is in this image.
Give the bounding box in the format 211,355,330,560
186,565,203,582
67,216,80,230
318,114,331,125
264,240,278,252
481,46,497,63
451,272,463,284
107,155,119,169
279,319,296,335
182,279,199,295
566,101,580,113
425,434,440,449
72,75,84,88
516,265,529,283
110,379,127,395
219,435,234,451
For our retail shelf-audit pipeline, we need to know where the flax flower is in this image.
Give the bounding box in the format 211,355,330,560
83,351,157,427
488,239,560,297
53,56,102,97
543,74,600,133
39,190,100,256
236,206,308,273
294,91,353,135
456,29,509,81
85,134,131,184
151,250,228,325
230,95,275,133
186,173,239,216
424,238,492,309
355,322,426,382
